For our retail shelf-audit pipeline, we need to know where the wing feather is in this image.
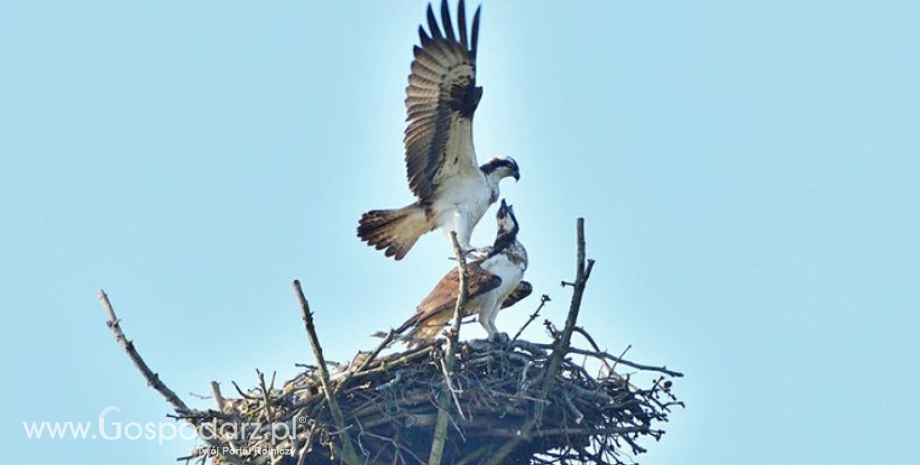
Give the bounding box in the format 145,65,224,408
440,0,456,43
404,0,483,200
470,5,481,61
407,107,437,120
426,4,443,41
407,97,438,109
501,281,533,309
409,62,443,83
398,272,529,343
415,47,448,68
457,0,469,49
418,26,432,47
410,263,501,332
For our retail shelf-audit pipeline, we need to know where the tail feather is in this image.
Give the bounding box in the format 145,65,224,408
406,320,448,345
396,312,451,347
357,204,433,260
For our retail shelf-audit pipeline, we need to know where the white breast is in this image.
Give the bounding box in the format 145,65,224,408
432,172,495,248
480,252,525,304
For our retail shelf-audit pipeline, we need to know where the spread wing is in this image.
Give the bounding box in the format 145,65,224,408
500,280,533,309
396,262,500,339
404,0,483,200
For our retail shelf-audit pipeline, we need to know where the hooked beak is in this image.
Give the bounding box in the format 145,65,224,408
513,170,520,182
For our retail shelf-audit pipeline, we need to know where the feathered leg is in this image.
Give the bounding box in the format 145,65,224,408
443,208,473,251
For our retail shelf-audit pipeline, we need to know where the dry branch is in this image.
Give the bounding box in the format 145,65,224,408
428,232,470,465
512,294,551,342
294,280,361,465
98,290,247,465
99,290,191,415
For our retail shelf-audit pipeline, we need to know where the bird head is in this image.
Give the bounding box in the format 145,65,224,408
482,156,520,182
495,199,519,239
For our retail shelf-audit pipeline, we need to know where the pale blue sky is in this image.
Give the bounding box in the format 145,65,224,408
2,1,918,463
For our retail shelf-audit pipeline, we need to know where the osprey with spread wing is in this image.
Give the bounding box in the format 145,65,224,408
358,0,520,260
396,200,529,344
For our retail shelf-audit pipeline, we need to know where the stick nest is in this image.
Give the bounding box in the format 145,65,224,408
190,333,682,465
102,220,684,465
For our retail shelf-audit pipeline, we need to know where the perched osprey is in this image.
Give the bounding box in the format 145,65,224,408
396,200,529,344
358,0,521,260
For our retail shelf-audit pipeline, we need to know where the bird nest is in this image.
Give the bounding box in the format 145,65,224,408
180,329,681,465
100,219,683,465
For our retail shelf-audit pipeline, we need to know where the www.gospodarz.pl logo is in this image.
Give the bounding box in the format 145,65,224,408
23,405,304,448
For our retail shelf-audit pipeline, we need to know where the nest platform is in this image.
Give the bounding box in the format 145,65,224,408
188,332,682,465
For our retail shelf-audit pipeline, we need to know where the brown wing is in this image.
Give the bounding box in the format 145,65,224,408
404,0,483,200
396,262,501,341
501,281,533,309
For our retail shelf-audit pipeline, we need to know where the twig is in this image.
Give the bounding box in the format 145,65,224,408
561,393,585,424
428,231,469,465
512,294,551,342
210,381,225,411
231,380,257,400
187,391,212,401
176,450,204,463
571,326,615,376
455,445,492,465
257,369,274,421
486,425,651,438
610,344,632,375
292,280,362,465
565,347,684,378
336,329,396,395
98,290,191,415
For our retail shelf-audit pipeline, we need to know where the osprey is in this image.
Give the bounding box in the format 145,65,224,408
396,199,529,344
358,0,521,260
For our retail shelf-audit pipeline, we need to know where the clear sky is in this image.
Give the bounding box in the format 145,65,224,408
2,0,918,463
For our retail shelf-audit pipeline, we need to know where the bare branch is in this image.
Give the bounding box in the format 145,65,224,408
209,381,225,412
428,231,469,465
99,290,249,465
292,280,362,465
257,369,274,421
335,329,396,395
550,218,591,376
512,294,551,342
540,218,592,416
455,445,492,465
571,326,614,376
98,290,191,415
565,347,684,378
486,425,652,438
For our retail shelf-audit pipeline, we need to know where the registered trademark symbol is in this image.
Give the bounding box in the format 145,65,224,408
298,416,307,424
